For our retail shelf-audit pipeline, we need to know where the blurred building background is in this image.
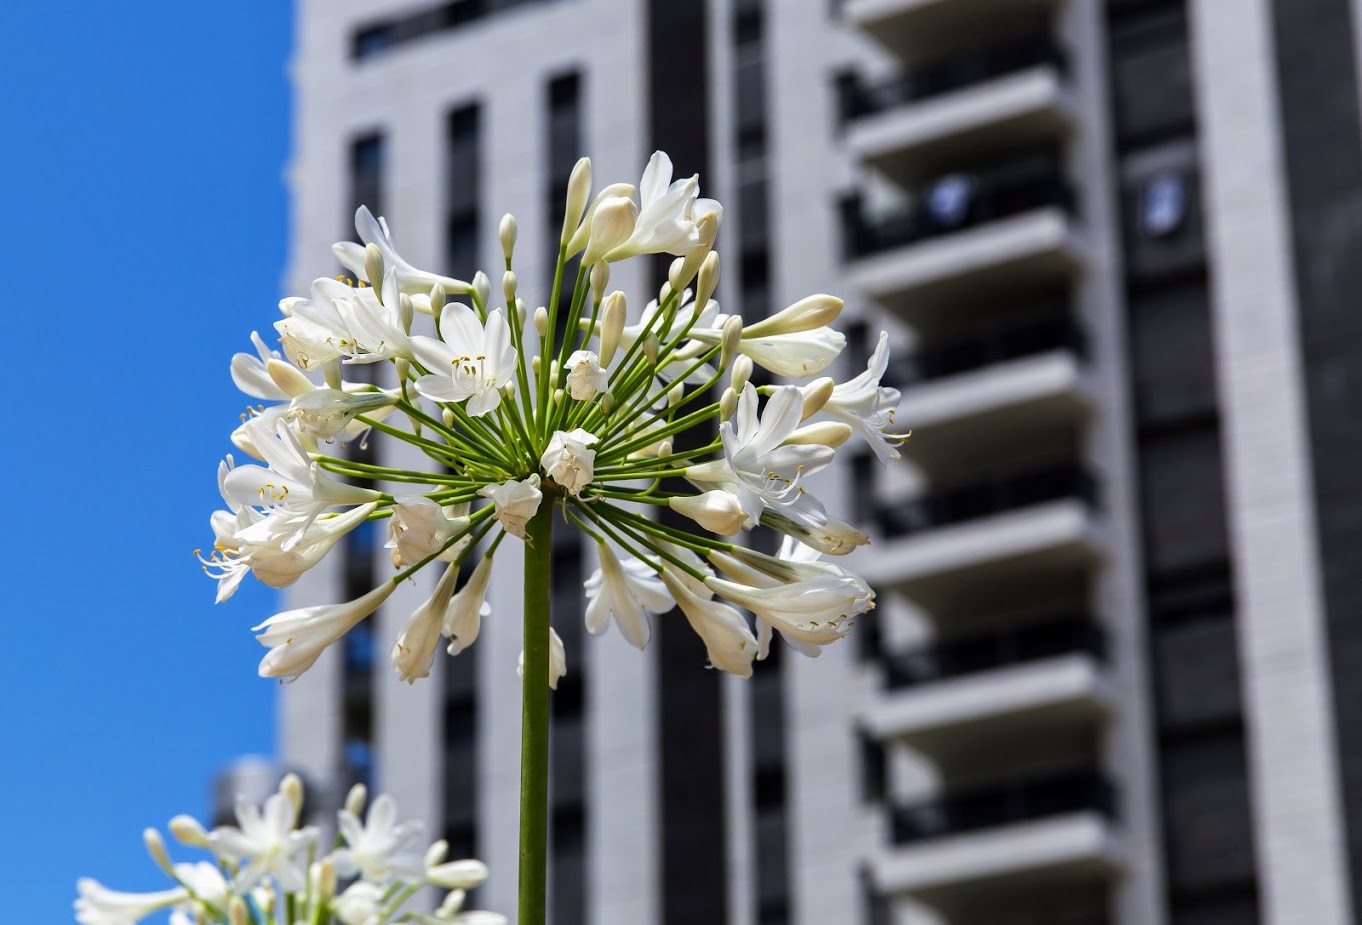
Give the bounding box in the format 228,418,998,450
223,0,1362,923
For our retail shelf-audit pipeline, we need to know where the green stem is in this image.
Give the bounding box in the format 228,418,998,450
518,492,556,925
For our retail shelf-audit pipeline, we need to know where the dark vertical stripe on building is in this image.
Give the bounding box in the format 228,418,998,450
1268,0,1362,903
647,2,726,924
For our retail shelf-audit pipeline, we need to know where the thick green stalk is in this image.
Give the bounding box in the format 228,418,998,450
518,493,556,925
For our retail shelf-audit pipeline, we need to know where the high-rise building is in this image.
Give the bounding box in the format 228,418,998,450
271,1,1362,924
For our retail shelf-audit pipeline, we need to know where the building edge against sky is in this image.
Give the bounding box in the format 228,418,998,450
212,1,1362,923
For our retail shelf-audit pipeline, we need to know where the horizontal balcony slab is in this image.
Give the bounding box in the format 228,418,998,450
846,0,1061,57
850,67,1074,186
852,499,1101,611
899,350,1089,474
864,653,1111,758
872,812,1121,905
848,209,1084,320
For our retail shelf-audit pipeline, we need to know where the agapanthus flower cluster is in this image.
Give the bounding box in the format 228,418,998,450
75,773,504,925
201,151,906,682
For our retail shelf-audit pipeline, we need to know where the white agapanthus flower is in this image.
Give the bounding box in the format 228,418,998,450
203,149,899,686
76,776,504,925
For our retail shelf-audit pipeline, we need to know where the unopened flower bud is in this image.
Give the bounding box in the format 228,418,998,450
554,388,566,407
429,283,447,314
720,314,743,371
267,358,313,398
600,291,627,367
719,386,739,421
561,157,592,245
499,213,517,263
534,306,549,338
744,294,844,338
799,377,835,420
590,261,610,305
668,382,685,407
657,439,673,459
532,355,542,376
644,332,659,366
317,859,337,905
398,293,414,333
658,282,673,306
504,381,517,400
670,490,748,535
143,828,174,876
169,814,209,848
730,355,754,393
344,783,367,817
567,182,636,255
364,243,384,291
425,839,450,868
472,271,491,309
395,357,411,384
784,421,853,448
668,257,685,292
229,896,249,925
442,408,456,428
581,195,638,265
323,358,343,390
695,251,720,313
600,393,614,414
280,772,304,816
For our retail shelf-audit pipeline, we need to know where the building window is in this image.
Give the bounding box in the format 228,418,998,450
446,104,480,280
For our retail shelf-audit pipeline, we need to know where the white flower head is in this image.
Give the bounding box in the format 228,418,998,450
659,567,757,678
478,475,543,540
412,303,517,416
565,349,609,400
286,388,396,440
207,791,318,891
333,793,427,884
541,428,599,497
335,205,470,300
585,542,674,649
254,582,396,681
385,497,472,568
333,881,384,925
825,330,910,462
444,554,495,656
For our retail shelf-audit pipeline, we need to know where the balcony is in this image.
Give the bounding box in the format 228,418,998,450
841,38,1072,183
885,615,1105,689
844,0,1061,59
872,772,1120,905
842,161,1083,318
853,466,1101,610
889,321,1089,472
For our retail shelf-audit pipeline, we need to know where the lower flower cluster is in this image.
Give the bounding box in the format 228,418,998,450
74,775,504,925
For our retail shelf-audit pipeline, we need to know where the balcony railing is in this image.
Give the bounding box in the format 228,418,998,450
885,313,1085,388
891,770,1116,845
878,464,1098,539
885,615,1106,689
839,36,1067,122
841,159,1075,260
352,0,570,60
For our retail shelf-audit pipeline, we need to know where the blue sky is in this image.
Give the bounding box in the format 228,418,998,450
0,2,292,916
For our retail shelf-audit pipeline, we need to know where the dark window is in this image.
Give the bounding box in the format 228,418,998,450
858,731,886,803
551,807,586,925
446,105,480,279
1138,423,1230,576
1161,731,1259,893
1109,6,1195,145
350,134,385,217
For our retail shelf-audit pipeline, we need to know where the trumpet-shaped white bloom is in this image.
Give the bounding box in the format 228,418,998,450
518,626,567,689
444,555,495,656
333,793,427,884
760,508,870,556
412,303,517,416
393,563,461,683
585,542,674,649
385,497,472,567
335,205,470,299
75,880,188,925
660,567,757,678
565,349,609,400
705,559,873,658
478,476,542,540
231,330,291,401
541,428,599,497
208,792,318,891
668,489,750,536
688,384,834,529
825,330,910,462
605,151,714,261
286,388,397,439
254,582,396,681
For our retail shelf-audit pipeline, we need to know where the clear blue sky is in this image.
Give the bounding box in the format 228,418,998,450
0,2,293,917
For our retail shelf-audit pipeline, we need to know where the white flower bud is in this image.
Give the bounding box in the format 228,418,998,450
581,195,638,265
566,182,635,254
668,382,685,407
590,261,610,305
143,828,174,876
364,242,384,291
644,332,659,366
499,213,517,263
553,387,566,407
566,350,609,400
561,157,592,245
744,294,844,338
720,314,743,371
668,257,685,292
267,358,313,398
784,420,853,448
657,439,673,458
532,355,542,376
398,293,414,333
695,251,720,313
720,386,739,421
541,428,599,496
600,291,627,367
534,305,549,338
659,282,673,306
323,358,343,390
442,408,456,428
280,772,304,816
670,490,750,535
229,896,250,925
425,839,449,868
344,782,367,817
429,282,447,314
799,377,836,420
503,270,518,307
169,814,210,848
318,859,337,904
730,355,754,393
472,271,491,309
600,393,615,414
